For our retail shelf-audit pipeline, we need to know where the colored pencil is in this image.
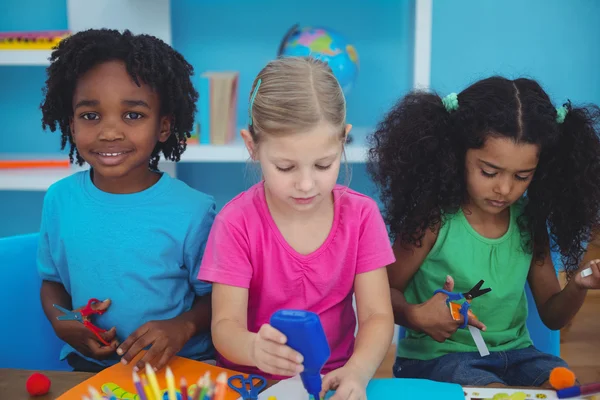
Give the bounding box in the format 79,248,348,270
88,386,102,400
132,370,148,400
166,367,177,400
106,388,117,400
180,377,189,400
198,373,211,400
142,376,155,400
203,385,214,400
145,363,162,400
191,376,204,400
213,372,227,400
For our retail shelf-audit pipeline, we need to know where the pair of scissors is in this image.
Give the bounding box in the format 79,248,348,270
433,279,491,329
53,298,110,346
227,374,267,400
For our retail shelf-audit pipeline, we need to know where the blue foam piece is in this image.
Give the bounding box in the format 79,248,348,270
366,378,464,399
311,378,464,399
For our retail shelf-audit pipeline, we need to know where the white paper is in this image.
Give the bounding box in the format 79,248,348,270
463,387,561,399
468,325,490,357
239,375,312,400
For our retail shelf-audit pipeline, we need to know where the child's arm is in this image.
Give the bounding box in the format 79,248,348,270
41,280,117,358
387,229,486,341
387,231,436,330
342,268,394,380
528,245,595,330
211,283,304,377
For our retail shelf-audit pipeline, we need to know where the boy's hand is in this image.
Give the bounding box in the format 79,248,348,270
414,275,486,342
250,324,304,377
117,319,193,372
54,299,118,359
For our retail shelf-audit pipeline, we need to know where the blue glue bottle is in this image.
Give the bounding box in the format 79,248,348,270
270,309,331,400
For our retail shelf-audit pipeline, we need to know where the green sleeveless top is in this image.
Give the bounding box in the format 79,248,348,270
397,204,533,360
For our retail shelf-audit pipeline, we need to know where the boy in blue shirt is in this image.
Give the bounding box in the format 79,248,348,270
38,28,214,372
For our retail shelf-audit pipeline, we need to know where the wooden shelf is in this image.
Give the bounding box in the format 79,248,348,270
0,50,52,66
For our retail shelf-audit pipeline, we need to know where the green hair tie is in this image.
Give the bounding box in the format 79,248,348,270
442,93,459,112
248,79,262,126
556,105,568,124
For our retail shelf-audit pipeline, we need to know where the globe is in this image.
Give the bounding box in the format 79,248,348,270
278,25,359,95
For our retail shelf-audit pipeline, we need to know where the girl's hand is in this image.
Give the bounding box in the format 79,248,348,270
117,318,194,372
250,324,304,377
574,259,600,290
320,364,369,400
414,275,486,342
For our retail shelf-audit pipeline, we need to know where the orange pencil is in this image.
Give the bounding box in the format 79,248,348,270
0,159,70,169
213,372,227,400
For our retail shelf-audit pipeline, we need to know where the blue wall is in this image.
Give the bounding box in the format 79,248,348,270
430,0,600,106
171,0,415,129
1,0,600,237
170,0,415,213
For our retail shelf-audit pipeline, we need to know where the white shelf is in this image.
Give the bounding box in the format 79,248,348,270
180,143,368,163
0,128,372,191
181,126,371,163
0,166,86,191
0,50,52,66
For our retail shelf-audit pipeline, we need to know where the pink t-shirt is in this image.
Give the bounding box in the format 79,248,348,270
198,182,395,378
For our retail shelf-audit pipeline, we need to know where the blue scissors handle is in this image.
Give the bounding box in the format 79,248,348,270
433,289,470,329
433,288,464,303
228,374,267,399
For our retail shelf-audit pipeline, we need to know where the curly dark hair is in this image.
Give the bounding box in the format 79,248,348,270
40,28,198,171
368,76,600,274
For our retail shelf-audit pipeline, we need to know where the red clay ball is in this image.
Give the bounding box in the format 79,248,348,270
26,372,51,396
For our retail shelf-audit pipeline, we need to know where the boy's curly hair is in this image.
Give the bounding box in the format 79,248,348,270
368,76,600,274
40,28,198,171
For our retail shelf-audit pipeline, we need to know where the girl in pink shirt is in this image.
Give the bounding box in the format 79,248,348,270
198,56,395,400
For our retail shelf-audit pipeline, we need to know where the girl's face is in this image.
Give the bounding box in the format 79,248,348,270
242,122,351,214
465,136,540,215
69,60,170,191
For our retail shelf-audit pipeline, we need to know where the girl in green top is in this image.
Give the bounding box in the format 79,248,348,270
368,76,600,387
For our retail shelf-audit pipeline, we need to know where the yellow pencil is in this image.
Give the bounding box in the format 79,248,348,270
145,363,162,400
88,386,102,400
166,367,177,400
142,376,155,400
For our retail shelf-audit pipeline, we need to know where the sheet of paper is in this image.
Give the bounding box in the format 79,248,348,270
255,375,310,400
468,325,490,357
463,387,562,399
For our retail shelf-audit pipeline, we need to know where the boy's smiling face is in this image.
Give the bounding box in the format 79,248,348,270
70,60,171,192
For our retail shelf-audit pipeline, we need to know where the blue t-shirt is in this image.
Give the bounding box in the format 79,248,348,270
37,170,216,366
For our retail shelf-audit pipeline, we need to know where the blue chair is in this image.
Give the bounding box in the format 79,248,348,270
0,233,69,370
396,281,560,357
